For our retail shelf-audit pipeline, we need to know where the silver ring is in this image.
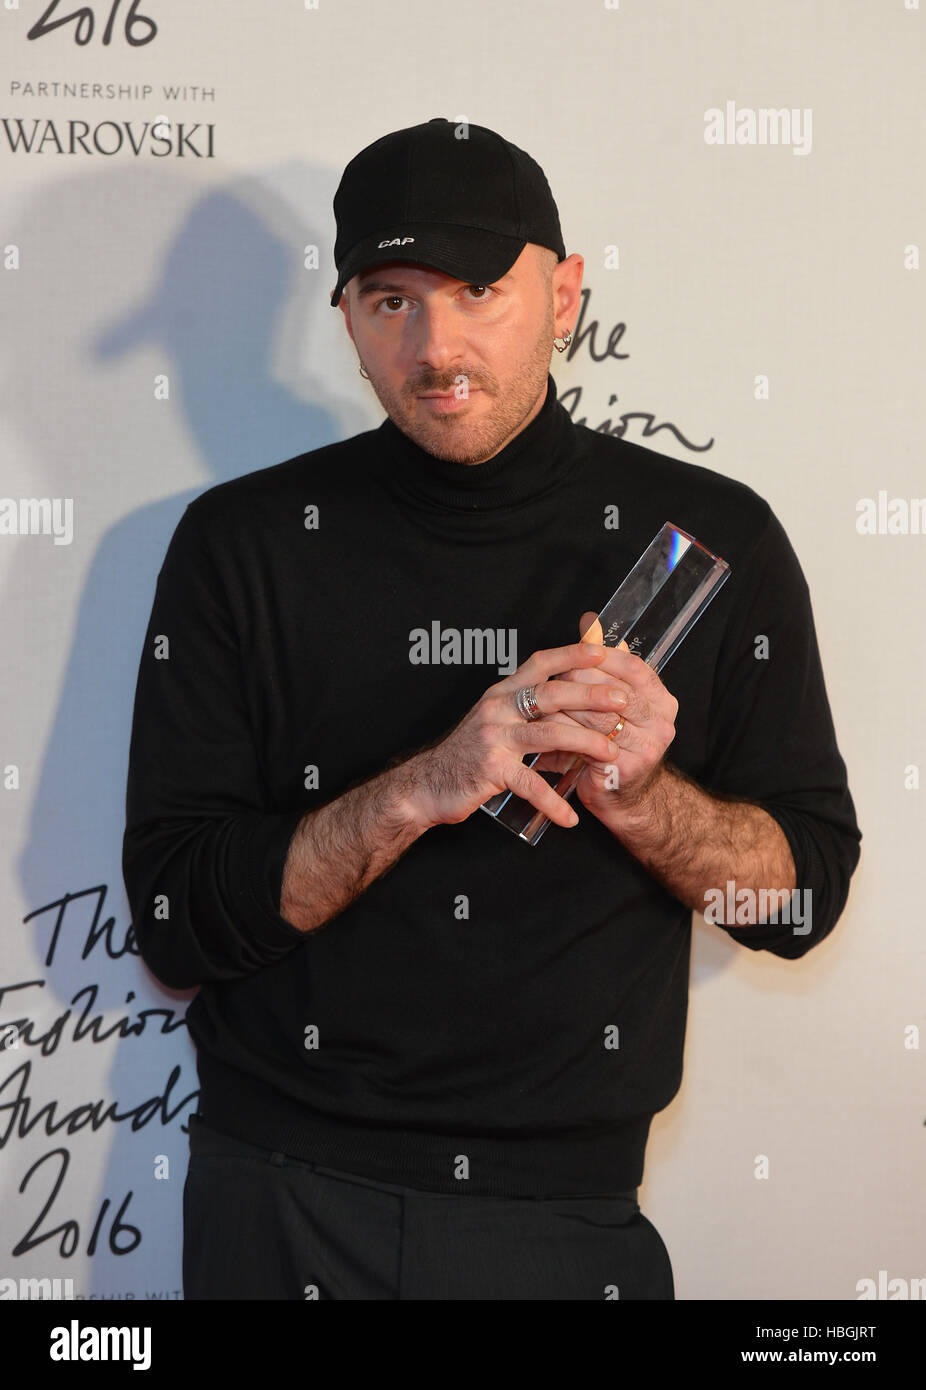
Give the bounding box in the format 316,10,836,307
515,685,542,721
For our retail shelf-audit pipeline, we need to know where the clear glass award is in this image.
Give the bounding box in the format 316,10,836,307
479,522,731,846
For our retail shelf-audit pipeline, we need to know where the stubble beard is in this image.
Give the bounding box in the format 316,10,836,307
368,305,555,465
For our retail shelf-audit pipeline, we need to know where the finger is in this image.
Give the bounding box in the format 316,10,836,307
531,748,576,776
523,707,617,745
583,717,637,761
505,758,584,828
586,654,678,724
497,676,629,722
553,664,631,694
578,611,631,654
584,712,677,769
544,703,632,737
494,639,608,691
510,716,618,766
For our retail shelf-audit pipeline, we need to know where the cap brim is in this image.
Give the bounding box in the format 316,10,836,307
330,225,527,307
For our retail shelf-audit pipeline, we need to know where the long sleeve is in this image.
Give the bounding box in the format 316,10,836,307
699,503,862,959
113,383,864,1195
122,501,308,989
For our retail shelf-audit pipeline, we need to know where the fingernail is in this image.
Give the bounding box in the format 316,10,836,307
609,690,627,705
607,739,620,756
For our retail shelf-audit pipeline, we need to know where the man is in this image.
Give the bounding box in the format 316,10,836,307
122,117,861,1300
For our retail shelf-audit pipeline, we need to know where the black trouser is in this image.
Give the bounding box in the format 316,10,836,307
182,1114,675,1301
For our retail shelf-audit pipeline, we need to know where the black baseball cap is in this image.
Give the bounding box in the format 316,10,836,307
330,117,566,308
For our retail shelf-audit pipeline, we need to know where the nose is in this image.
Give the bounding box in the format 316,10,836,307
413,297,465,376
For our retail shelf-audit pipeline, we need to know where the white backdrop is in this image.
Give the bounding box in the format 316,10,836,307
1,0,923,1301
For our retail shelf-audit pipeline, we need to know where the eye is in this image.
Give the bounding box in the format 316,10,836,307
373,284,495,314
375,295,408,314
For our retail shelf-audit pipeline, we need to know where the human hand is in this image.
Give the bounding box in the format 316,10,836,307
400,638,630,831
530,612,679,814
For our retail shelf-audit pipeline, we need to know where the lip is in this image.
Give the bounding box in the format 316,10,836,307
417,389,481,398
417,388,481,412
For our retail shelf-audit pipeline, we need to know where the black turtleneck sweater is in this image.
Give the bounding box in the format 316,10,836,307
122,374,861,1196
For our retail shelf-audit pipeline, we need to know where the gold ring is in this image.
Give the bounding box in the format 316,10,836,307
610,716,625,737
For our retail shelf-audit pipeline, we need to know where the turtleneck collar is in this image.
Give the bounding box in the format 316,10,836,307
376,373,580,514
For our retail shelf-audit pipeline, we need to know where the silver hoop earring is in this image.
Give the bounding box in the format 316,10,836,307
553,330,572,354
